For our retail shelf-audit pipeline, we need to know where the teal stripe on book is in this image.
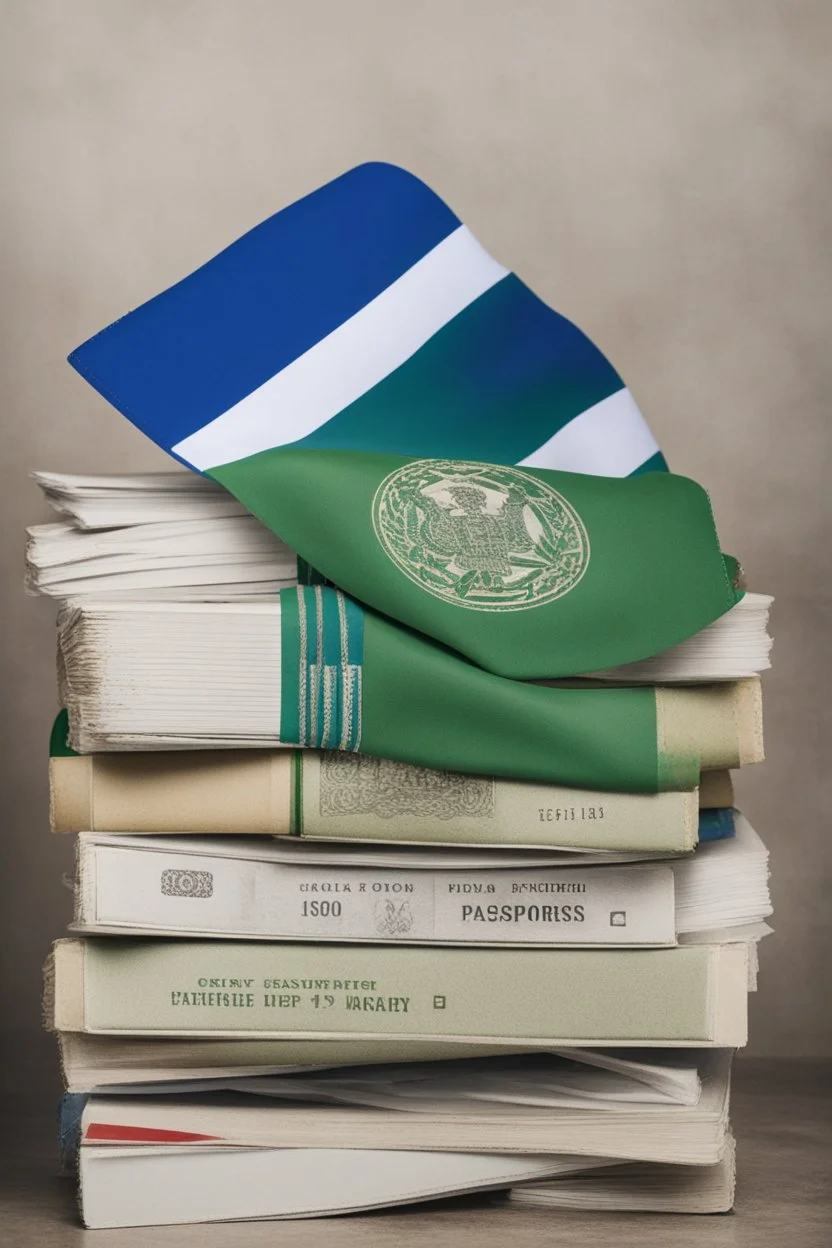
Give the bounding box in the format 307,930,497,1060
278,588,302,746
282,587,365,750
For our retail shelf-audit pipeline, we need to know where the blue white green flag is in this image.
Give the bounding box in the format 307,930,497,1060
69,161,665,477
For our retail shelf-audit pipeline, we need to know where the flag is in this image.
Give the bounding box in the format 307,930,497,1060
276,584,743,792
69,161,665,476
215,448,739,680
68,162,743,682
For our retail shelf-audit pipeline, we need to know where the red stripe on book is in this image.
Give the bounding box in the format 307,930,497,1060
84,1123,222,1144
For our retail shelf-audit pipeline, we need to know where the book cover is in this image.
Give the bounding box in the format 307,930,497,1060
73,835,678,946
47,938,748,1046
71,818,767,947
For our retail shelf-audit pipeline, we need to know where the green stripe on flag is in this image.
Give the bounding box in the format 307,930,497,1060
358,608,670,791
217,450,739,682
342,590,365,751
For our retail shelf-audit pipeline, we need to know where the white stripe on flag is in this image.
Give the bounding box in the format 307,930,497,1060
173,226,508,471
517,388,660,476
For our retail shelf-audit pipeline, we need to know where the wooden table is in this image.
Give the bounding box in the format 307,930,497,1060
1,1059,829,1246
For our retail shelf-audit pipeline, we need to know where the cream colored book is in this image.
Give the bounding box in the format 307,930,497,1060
52,735,719,854
46,939,748,1046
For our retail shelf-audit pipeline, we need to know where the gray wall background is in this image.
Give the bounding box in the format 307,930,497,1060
1,1,830,1076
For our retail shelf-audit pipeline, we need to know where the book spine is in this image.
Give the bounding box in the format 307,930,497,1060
50,750,293,835
76,839,677,946
51,939,748,1045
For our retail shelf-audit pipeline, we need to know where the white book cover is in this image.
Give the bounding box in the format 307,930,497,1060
78,1145,613,1228
73,835,676,946
71,816,770,947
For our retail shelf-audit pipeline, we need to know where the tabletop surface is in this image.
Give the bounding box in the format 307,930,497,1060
1,1057,829,1247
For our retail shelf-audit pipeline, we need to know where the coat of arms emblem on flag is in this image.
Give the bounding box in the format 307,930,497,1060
371,459,590,611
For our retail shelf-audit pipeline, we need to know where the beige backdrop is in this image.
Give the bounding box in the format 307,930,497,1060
1,1,830,1076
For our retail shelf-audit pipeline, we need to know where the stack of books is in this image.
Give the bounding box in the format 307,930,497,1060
35,478,773,1228
35,161,774,1229
26,472,294,602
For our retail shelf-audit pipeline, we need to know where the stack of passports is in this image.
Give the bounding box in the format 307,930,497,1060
34,484,774,1229
33,165,773,1231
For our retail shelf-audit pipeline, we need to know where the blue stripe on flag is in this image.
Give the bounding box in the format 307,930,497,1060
287,275,624,463
68,162,460,452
